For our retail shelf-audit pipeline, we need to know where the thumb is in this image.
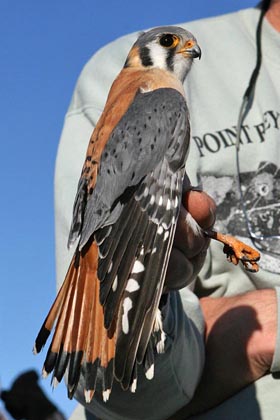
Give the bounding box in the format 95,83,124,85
182,190,216,229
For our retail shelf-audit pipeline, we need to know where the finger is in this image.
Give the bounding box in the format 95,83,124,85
182,190,216,229
174,204,210,259
165,248,195,290
166,190,216,291
165,244,208,291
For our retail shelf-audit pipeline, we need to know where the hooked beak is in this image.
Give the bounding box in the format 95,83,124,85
188,44,201,59
178,41,202,60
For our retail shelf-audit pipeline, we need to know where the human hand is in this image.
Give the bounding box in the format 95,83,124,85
165,185,216,291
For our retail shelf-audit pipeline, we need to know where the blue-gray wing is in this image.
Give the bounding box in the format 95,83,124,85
69,87,190,391
69,87,189,249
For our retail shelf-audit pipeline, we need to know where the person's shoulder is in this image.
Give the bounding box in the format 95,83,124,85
85,32,137,72
180,7,259,71
68,31,139,113
81,6,259,68
180,6,258,37
68,7,259,112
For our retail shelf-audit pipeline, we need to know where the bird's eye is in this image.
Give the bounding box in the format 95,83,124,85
159,34,179,48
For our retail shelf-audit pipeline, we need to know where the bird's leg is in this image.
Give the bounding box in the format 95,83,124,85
204,229,260,273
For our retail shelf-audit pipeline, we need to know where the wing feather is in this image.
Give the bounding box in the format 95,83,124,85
74,88,189,249
35,86,190,401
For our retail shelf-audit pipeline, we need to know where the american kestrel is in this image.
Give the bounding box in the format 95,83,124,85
34,26,259,403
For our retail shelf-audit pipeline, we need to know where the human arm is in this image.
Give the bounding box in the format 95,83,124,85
166,186,274,418
168,288,277,420
166,183,277,419
165,187,215,291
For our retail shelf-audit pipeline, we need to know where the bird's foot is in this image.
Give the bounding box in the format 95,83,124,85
204,230,260,273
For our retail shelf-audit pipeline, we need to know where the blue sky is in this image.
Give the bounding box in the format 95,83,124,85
0,1,257,418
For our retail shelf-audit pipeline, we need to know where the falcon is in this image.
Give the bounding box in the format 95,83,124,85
34,26,260,403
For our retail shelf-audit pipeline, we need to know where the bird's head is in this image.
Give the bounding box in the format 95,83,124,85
125,26,201,82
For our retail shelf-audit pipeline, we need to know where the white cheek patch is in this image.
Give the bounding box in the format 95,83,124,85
148,42,168,70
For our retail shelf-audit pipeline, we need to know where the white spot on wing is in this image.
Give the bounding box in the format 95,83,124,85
145,363,154,380
166,198,171,210
112,275,118,292
108,261,113,274
132,260,145,274
143,187,149,197
156,332,166,354
125,278,140,293
103,389,111,402
150,195,155,205
174,196,179,208
154,309,166,353
130,378,137,393
154,308,163,332
158,195,163,206
122,297,133,334
157,225,163,235
164,230,169,242
85,390,93,403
